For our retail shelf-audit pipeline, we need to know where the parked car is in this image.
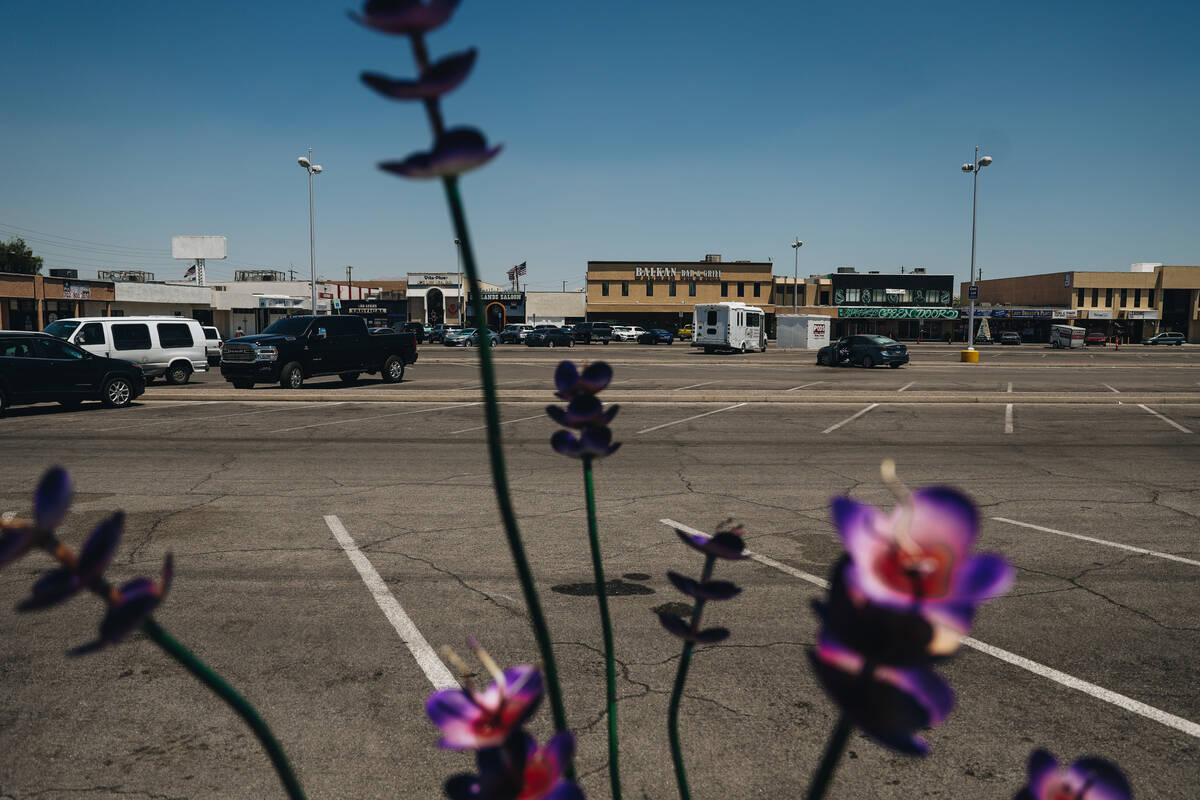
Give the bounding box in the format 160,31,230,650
571,322,613,344
220,315,418,388
999,332,1021,345
1143,332,1185,345
0,331,146,413
444,328,499,347
401,322,427,343
637,329,674,345
816,335,909,368
525,327,575,348
202,325,224,365
500,324,534,344
428,324,460,344
676,324,693,341
44,316,209,385
1085,332,1108,346
612,326,647,342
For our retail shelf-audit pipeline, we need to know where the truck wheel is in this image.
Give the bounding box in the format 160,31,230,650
382,356,405,383
102,377,134,408
862,355,875,368
232,379,255,389
339,372,360,384
548,340,556,348
0,385,7,416
165,362,192,385
280,362,304,389
602,339,609,345
567,339,574,348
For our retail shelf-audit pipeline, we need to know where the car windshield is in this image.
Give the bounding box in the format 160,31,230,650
44,320,80,339
866,336,898,345
262,317,312,336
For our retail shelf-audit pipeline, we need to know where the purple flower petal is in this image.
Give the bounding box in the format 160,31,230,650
0,525,34,569
552,427,620,458
667,571,742,600
77,511,123,583
348,0,461,35
34,466,72,531
1026,749,1060,796
546,404,568,426
954,553,1015,602
1025,750,1132,800
553,361,581,398
547,395,612,429
361,48,477,100
577,362,613,394
551,430,583,457
554,360,613,399
541,732,575,778
1065,757,1133,800
380,127,501,179
908,486,979,555
96,590,159,644
830,496,884,560
16,568,80,611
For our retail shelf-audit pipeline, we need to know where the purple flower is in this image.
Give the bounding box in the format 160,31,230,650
34,465,73,531
545,395,619,429
832,487,1013,654
348,0,461,35
17,512,123,612
446,731,583,800
380,127,502,179
808,634,954,756
550,427,621,459
427,664,543,750
361,48,477,100
71,554,174,656
666,571,741,601
656,611,730,644
674,524,748,561
1015,749,1131,800
553,361,612,400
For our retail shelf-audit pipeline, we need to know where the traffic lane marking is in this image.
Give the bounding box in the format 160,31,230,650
1136,404,1192,433
821,403,879,434
324,515,458,689
1102,383,1120,393
271,401,482,433
634,403,747,435
992,517,1200,567
96,402,334,432
897,381,915,392
659,518,1200,740
672,381,717,391
786,381,824,391
450,413,547,435
1005,403,1013,434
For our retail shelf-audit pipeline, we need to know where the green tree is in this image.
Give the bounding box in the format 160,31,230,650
0,237,44,275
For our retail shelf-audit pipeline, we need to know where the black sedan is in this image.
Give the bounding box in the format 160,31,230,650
636,329,674,345
525,327,575,348
817,335,909,368
0,331,146,414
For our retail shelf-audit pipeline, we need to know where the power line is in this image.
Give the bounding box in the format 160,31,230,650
0,222,167,255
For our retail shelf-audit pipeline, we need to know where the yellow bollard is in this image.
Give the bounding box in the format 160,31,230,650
960,349,980,363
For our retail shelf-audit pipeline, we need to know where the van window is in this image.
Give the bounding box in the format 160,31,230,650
157,323,195,348
746,312,761,326
204,328,219,341
77,323,106,346
113,323,152,351
706,309,718,325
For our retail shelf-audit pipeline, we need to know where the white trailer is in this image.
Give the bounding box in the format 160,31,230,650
1050,324,1085,349
692,301,767,353
775,314,831,350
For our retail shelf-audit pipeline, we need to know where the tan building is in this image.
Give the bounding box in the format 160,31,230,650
961,264,1200,342
586,256,774,328
1,272,116,331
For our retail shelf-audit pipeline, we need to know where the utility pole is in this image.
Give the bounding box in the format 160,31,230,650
346,264,353,300
562,280,567,292
289,263,296,281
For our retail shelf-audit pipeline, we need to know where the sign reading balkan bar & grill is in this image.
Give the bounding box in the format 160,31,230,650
840,307,958,319
633,266,721,280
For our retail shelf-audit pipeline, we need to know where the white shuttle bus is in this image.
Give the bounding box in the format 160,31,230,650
692,302,767,353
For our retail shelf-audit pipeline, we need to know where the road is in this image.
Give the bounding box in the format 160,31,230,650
1,341,1197,799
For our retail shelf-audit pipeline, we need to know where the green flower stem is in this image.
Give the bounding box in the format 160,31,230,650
803,713,854,800
141,618,306,800
666,554,716,800
440,175,572,753
581,454,622,800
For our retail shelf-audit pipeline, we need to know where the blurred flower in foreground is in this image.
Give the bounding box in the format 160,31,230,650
348,0,461,35
380,128,502,179
427,645,543,750
553,361,612,400
445,731,583,800
547,361,620,459
1015,749,1131,800
362,49,477,100
675,519,748,561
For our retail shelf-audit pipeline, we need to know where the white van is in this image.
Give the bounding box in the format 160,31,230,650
692,302,767,353
1049,324,1085,349
44,316,209,384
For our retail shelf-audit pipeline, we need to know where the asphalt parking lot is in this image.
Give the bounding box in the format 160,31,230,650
2,342,1198,799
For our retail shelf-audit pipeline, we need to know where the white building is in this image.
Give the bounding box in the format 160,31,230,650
526,291,586,327
109,281,214,321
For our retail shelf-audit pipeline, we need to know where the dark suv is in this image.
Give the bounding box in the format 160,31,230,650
0,331,146,413
571,322,613,344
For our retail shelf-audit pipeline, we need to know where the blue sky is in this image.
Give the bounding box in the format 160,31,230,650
1,0,1196,289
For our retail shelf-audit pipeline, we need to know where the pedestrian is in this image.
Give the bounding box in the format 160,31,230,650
235,326,244,338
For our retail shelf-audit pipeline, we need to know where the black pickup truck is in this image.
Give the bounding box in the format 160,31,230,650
220,315,418,389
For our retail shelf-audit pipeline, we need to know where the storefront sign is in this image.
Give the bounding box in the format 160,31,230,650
1088,310,1114,319
840,307,958,319
633,266,721,280
411,273,457,286
1125,310,1160,320
63,282,91,300
960,308,1056,319
470,291,523,302
258,297,305,308
1052,309,1078,319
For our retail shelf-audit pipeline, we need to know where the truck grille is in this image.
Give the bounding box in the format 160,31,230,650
222,342,257,363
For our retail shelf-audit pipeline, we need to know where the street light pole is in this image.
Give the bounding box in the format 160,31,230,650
791,238,803,315
298,148,323,314
454,238,462,324
961,147,993,347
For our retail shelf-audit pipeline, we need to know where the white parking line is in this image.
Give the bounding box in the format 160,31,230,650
273,402,481,433
1102,383,1120,393
660,519,1200,740
453,379,525,391
98,402,332,432
897,381,915,392
1005,403,1013,434
673,381,717,391
822,403,879,434
786,381,824,392
324,515,458,689
1006,382,1013,393
451,413,545,435
636,403,747,435
992,517,1200,567
1137,404,1193,434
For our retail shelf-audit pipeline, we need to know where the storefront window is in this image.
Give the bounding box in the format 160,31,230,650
689,282,696,296
737,282,744,297
1133,289,1141,307
1092,288,1098,306
601,282,609,296
669,282,677,297
621,281,629,296
753,283,760,297
1120,288,1128,307
845,288,859,303
1149,290,1155,307
646,281,654,297
1077,289,1084,306
1105,288,1113,306
721,282,728,297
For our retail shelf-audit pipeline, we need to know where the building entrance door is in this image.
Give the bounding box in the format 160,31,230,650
426,288,445,325
485,302,505,332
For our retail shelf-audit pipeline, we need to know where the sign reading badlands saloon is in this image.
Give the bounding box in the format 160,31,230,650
633,266,721,280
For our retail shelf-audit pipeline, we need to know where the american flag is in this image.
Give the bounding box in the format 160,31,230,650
183,264,196,279
515,261,527,276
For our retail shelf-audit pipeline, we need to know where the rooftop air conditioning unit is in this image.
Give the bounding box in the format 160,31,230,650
704,254,722,262
49,268,79,278
868,270,881,274
912,267,927,274
836,267,856,274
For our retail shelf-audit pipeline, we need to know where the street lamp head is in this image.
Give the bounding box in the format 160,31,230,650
791,240,803,248
298,156,311,168
978,155,993,167
961,163,975,172
454,238,461,245
311,164,323,174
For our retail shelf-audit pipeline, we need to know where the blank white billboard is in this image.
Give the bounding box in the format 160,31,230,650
172,235,227,260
